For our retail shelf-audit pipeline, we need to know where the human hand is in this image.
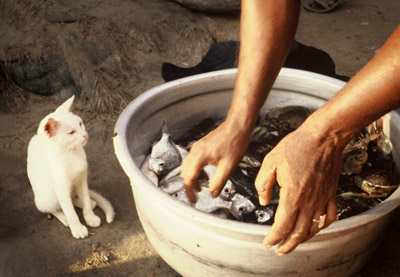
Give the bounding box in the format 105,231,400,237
181,120,251,203
255,125,344,255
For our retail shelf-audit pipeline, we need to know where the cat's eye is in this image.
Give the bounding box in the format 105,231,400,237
79,122,82,127
69,130,76,135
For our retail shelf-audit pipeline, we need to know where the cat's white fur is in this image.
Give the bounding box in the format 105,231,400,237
27,96,115,239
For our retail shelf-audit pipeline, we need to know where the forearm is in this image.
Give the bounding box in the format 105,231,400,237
305,25,400,148
225,0,300,136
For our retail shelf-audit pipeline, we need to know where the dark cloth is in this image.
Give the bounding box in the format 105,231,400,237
162,40,349,82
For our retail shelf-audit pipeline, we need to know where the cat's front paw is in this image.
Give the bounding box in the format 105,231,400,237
85,214,101,228
70,224,89,239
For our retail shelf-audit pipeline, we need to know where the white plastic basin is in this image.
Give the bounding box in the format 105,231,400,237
113,68,400,277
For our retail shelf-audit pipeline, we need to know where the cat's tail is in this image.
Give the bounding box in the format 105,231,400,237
89,190,116,223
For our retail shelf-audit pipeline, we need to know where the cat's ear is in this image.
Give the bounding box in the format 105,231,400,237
44,118,58,137
55,95,75,113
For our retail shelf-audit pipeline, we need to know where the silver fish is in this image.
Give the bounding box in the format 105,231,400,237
140,156,159,185
159,166,210,195
202,164,217,179
160,175,185,195
211,209,231,219
230,194,256,221
176,144,189,161
159,166,184,194
149,123,182,176
239,155,261,169
202,164,237,200
219,181,237,201
255,207,274,224
172,188,232,213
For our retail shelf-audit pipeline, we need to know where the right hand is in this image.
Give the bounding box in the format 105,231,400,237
181,120,251,202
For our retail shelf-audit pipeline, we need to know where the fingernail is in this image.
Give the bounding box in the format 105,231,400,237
259,196,266,206
211,190,219,198
264,244,272,249
276,252,285,257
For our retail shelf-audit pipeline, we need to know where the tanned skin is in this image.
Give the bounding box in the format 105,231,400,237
181,0,400,256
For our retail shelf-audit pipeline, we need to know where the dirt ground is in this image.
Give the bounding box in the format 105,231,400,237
0,0,399,276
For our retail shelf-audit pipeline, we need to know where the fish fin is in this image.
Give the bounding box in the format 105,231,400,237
162,120,169,134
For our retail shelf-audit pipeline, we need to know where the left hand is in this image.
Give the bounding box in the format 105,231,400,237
255,125,344,255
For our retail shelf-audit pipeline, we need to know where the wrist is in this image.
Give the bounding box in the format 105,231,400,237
224,108,257,139
301,109,359,151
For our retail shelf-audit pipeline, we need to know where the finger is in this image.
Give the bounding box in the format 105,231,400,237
263,187,298,248
309,196,337,232
304,208,326,242
181,152,208,203
304,196,337,242
255,158,277,206
184,185,197,203
324,197,337,228
209,160,236,198
275,207,313,256
181,152,207,188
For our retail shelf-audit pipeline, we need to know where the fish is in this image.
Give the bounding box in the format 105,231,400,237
354,172,399,198
159,165,209,195
341,148,368,175
341,130,381,175
239,154,262,169
201,164,237,200
172,188,232,213
264,105,312,130
229,167,259,201
211,209,231,219
176,144,189,161
160,108,399,224
250,123,280,145
372,132,392,156
255,206,275,224
149,122,182,176
202,164,217,179
336,194,381,220
219,181,237,201
230,194,257,221
159,166,185,194
365,119,393,171
140,156,159,185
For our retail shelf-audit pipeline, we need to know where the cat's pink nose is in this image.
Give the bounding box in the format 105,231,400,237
83,132,88,139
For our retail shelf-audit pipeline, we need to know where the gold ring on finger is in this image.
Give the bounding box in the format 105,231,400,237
312,214,326,229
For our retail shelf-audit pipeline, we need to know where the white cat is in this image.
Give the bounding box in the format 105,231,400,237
27,96,115,239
